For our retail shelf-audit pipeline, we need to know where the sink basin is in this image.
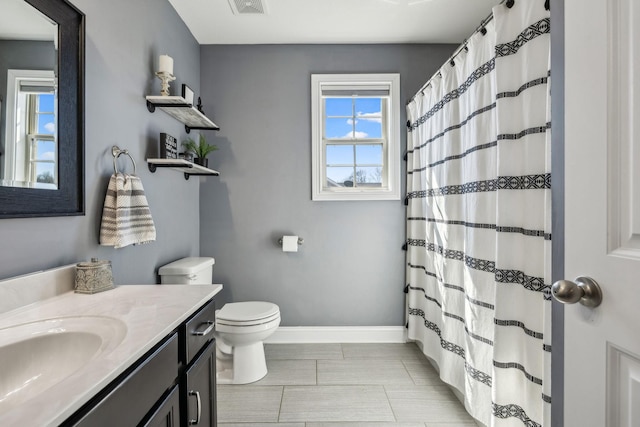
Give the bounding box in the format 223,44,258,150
0,316,127,413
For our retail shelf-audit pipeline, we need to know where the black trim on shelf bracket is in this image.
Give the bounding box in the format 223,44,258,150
147,162,219,180
148,162,194,173
183,172,220,180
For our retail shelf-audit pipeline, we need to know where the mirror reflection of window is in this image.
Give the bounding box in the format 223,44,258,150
3,69,56,189
0,0,58,190
26,89,56,184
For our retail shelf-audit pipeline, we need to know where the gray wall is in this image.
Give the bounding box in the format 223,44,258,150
0,0,201,284
0,40,55,175
199,44,455,326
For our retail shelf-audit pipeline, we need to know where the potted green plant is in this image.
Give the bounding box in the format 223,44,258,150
182,134,218,167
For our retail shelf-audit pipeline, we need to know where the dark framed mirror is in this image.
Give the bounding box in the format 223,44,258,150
0,0,84,218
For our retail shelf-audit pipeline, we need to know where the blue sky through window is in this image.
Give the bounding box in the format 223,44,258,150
37,94,55,134
325,97,382,139
35,140,55,160
35,162,55,178
324,97,384,186
31,94,56,183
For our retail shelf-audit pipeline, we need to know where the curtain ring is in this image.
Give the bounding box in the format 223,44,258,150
506,0,515,8
544,0,549,10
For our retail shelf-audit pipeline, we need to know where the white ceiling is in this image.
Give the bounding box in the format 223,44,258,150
168,0,502,45
0,0,57,41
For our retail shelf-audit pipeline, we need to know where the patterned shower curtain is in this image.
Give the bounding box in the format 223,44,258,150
405,1,551,426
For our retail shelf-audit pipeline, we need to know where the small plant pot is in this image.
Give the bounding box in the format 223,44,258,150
194,157,208,168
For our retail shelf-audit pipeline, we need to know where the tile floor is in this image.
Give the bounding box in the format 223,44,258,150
217,343,479,427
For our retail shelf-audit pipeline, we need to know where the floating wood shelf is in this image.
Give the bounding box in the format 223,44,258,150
147,158,219,180
145,96,220,133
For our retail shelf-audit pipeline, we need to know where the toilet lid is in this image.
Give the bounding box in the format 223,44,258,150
217,301,280,322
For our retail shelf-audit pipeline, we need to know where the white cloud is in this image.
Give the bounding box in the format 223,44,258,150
343,131,369,138
356,112,382,123
44,122,55,133
346,118,358,125
41,151,55,161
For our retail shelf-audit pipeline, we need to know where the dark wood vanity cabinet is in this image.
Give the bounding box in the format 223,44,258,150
67,333,180,427
143,384,181,427
62,298,217,427
181,299,218,426
183,340,217,426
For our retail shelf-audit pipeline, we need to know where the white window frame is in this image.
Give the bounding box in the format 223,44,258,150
27,93,57,183
4,69,56,184
311,73,401,201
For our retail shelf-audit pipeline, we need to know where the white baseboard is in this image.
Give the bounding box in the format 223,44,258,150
265,326,407,344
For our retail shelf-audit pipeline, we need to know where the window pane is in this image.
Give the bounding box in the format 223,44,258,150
356,144,383,165
325,117,353,139
355,98,382,115
35,140,56,161
355,167,383,186
325,97,352,117
326,144,354,165
34,162,55,183
354,98,382,138
38,94,55,113
355,119,382,139
38,114,56,134
326,166,355,187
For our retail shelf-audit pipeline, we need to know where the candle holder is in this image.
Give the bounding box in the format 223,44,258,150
155,71,176,96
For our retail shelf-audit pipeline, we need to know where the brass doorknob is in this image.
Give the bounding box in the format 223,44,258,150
551,276,603,308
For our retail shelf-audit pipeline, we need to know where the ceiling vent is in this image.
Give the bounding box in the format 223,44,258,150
228,0,268,15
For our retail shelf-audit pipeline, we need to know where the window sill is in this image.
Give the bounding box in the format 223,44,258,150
312,189,400,202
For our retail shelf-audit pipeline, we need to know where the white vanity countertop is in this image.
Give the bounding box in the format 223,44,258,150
0,284,222,427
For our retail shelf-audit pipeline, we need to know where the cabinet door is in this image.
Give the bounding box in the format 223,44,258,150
143,384,180,427
184,339,216,427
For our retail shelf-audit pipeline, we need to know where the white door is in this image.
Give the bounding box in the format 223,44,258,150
564,0,640,426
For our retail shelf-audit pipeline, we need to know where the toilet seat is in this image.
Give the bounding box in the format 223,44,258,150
216,301,280,327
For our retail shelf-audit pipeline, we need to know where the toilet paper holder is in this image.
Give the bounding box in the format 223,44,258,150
278,236,304,246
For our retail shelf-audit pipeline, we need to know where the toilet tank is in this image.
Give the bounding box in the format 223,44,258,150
158,257,215,285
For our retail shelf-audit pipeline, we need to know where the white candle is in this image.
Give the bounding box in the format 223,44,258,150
158,54,173,75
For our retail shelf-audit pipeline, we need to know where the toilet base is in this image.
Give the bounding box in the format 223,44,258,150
216,340,268,385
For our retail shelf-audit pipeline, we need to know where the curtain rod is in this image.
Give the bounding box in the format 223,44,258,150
407,0,505,105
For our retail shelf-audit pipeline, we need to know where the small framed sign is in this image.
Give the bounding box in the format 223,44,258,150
159,133,178,159
182,84,194,105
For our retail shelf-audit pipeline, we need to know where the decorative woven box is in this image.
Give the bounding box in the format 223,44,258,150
74,258,115,294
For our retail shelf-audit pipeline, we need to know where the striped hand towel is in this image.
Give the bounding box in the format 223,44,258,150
100,173,156,249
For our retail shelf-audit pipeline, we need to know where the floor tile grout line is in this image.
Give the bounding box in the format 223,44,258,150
382,383,399,423
401,358,420,386
276,385,285,423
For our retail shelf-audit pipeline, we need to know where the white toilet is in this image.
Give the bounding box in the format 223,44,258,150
158,257,280,384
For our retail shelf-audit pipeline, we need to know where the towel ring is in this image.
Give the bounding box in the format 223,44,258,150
112,145,137,175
